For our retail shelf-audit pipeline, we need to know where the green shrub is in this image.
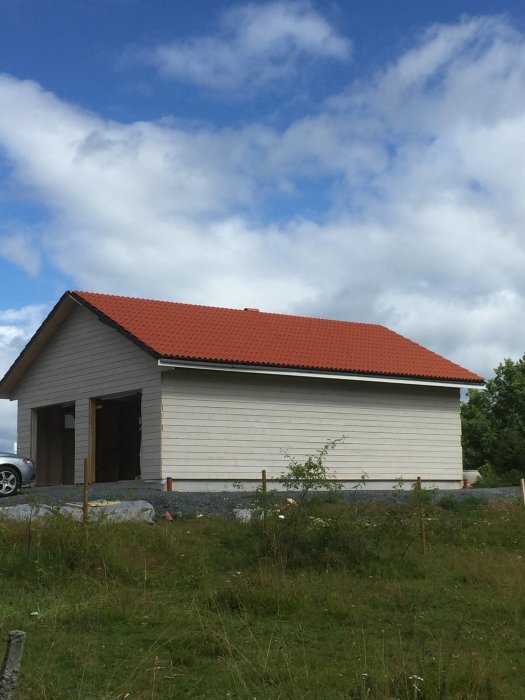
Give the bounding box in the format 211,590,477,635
252,438,364,568
438,494,488,514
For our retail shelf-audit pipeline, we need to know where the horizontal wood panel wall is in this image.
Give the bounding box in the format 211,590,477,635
161,369,463,482
13,305,161,482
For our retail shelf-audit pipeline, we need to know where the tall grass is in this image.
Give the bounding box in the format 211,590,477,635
0,500,522,698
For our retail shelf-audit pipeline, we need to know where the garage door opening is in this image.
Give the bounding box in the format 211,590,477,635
95,393,141,482
35,404,75,485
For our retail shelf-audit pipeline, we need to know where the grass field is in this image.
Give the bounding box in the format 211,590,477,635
0,496,524,699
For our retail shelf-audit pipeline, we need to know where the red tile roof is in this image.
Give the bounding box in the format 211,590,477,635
72,291,483,384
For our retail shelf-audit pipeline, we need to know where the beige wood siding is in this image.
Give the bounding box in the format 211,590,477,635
161,369,463,483
16,399,32,459
12,304,162,482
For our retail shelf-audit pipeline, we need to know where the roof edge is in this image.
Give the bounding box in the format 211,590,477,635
158,357,486,388
70,292,161,361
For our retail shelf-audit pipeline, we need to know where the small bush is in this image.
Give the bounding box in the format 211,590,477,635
438,494,488,514
253,438,365,568
473,462,504,487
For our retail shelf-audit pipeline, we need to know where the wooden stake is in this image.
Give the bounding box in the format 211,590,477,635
82,457,89,527
0,630,26,700
88,398,97,483
521,478,525,510
262,469,268,533
415,476,426,555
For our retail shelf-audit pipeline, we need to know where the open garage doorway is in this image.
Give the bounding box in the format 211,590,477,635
95,393,141,482
35,404,75,485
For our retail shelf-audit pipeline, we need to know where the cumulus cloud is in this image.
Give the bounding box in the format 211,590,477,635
0,73,313,310
1,14,525,453
0,230,40,275
141,1,351,90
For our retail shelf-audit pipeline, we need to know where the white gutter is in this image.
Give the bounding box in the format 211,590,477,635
157,358,484,389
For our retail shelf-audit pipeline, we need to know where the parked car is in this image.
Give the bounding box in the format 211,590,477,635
0,453,37,496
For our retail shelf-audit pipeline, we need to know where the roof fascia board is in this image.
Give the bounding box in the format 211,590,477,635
157,358,485,389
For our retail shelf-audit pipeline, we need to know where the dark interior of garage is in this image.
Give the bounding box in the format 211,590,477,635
36,404,75,485
95,393,141,482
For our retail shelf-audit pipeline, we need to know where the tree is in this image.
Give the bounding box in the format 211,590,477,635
461,355,525,484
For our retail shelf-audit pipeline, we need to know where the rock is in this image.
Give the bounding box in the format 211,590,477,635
233,508,252,522
0,500,155,523
0,504,53,521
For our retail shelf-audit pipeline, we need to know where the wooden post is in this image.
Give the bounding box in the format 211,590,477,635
521,479,525,510
0,630,26,700
88,398,97,483
82,458,89,527
262,469,268,533
415,477,426,555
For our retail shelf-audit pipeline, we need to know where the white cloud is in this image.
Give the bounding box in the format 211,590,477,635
0,305,47,451
141,1,351,90
0,230,40,275
374,287,525,386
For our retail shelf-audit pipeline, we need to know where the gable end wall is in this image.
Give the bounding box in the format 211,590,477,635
12,304,162,482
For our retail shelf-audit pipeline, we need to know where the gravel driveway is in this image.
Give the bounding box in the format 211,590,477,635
2,482,521,518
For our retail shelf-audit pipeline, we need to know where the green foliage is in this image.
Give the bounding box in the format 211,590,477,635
438,494,487,514
410,480,435,507
252,438,347,567
278,436,344,499
474,462,505,488
461,355,525,483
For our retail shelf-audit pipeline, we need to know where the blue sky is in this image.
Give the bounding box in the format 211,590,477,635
2,0,525,449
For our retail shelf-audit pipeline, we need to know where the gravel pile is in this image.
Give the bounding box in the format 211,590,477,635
4,483,521,518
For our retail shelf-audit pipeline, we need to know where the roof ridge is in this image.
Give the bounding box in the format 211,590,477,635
72,291,383,328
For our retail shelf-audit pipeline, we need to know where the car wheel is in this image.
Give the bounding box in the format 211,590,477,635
0,467,21,497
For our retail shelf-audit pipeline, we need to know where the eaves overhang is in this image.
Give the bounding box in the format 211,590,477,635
158,357,486,389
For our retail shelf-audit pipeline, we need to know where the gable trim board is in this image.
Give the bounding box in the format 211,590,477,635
0,291,484,490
